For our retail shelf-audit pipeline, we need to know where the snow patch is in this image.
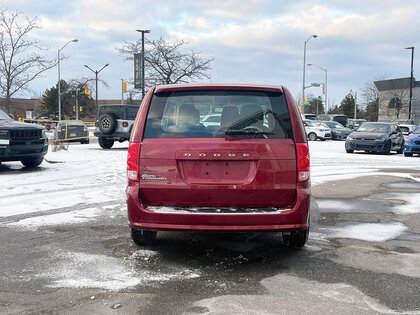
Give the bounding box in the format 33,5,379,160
7,208,101,230
390,193,420,214
42,251,200,291
129,249,159,261
316,200,354,211
325,222,408,242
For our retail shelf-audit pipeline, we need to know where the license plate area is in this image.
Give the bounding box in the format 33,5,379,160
177,160,256,185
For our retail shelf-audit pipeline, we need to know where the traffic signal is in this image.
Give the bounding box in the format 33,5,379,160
298,105,302,113
73,106,76,112
347,92,351,98
80,106,83,112
84,84,89,95
89,89,92,98
123,82,127,93
303,96,306,104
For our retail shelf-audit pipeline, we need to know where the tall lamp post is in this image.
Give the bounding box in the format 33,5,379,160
307,63,327,113
58,39,78,121
405,46,414,121
84,64,110,113
302,34,318,116
136,29,150,99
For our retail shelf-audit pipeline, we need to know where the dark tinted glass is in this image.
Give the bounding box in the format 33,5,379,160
143,90,293,139
98,106,125,119
127,106,140,120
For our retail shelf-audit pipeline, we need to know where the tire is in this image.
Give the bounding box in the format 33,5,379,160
98,137,114,149
396,144,404,154
346,149,354,153
98,114,117,135
308,132,317,141
283,215,309,248
131,229,157,246
21,157,43,168
81,138,90,144
404,152,413,157
383,140,391,155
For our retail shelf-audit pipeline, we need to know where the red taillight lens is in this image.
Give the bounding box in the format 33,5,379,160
83,125,88,131
57,125,61,132
296,143,310,182
122,121,128,127
95,121,98,127
127,143,140,180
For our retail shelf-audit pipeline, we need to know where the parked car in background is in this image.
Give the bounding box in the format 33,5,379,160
201,114,221,127
393,118,418,125
0,108,48,167
303,114,318,120
397,124,417,138
303,120,331,141
55,120,89,144
126,83,311,248
403,125,420,157
94,104,139,149
322,121,352,140
317,114,348,127
346,119,366,130
345,122,404,154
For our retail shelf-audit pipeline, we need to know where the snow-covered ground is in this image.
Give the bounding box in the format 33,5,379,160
1,140,420,220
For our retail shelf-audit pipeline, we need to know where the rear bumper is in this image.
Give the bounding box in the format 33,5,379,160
94,131,129,140
126,182,311,232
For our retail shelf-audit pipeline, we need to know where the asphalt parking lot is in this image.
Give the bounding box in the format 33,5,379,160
0,141,419,314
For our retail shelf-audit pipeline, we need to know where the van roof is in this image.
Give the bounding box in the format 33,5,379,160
154,83,284,94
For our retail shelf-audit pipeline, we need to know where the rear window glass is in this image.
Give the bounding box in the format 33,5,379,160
98,106,125,119
127,106,139,120
143,90,293,139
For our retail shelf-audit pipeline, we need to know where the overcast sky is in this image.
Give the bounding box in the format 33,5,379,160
2,0,420,107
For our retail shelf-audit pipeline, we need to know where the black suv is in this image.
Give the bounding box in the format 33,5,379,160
0,109,48,167
94,104,139,148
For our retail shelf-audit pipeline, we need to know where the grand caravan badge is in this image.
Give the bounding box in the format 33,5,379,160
141,174,167,180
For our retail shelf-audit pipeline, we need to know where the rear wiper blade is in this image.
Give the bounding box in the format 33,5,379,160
225,129,274,135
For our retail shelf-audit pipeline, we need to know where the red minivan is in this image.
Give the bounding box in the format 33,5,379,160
126,83,310,247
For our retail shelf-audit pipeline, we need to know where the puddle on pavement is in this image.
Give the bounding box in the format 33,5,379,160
382,182,420,190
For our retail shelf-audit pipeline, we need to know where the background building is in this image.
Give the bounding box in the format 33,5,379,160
375,77,420,122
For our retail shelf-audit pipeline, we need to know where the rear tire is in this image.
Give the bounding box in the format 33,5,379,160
21,157,43,168
98,114,117,135
404,152,413,157
396,144,404,154
346,149,354,153
283,215,309,248
98,137,114,149
308,132,317,141
131,229,157,246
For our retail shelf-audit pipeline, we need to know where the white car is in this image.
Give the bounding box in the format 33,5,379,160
397,124,417,138
303,120,331,141
201,114,221,127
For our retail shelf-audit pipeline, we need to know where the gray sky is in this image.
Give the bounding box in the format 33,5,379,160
2,0,420,107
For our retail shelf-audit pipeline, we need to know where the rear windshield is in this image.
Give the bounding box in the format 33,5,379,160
98,106,125,119
143,90,293,139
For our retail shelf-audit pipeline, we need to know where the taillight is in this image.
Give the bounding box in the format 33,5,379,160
127,143,140,180
296,143,310,182
122,121,128,127
57,125,61,132
83,125,88,131
95,121,98,127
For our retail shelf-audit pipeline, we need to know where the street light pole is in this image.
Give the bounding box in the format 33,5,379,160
57,39,78,121
405,46,414,120
307,63,327,113
84,63,109,114
302,34,318,116
136,29,150,100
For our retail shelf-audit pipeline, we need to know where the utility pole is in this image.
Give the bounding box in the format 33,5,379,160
405,47,414,121
136,29,150,100
84,64,109,114
302,34,318,116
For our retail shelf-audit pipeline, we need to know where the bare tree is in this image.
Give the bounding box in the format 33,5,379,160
117,37,214,93
0,10,55,114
